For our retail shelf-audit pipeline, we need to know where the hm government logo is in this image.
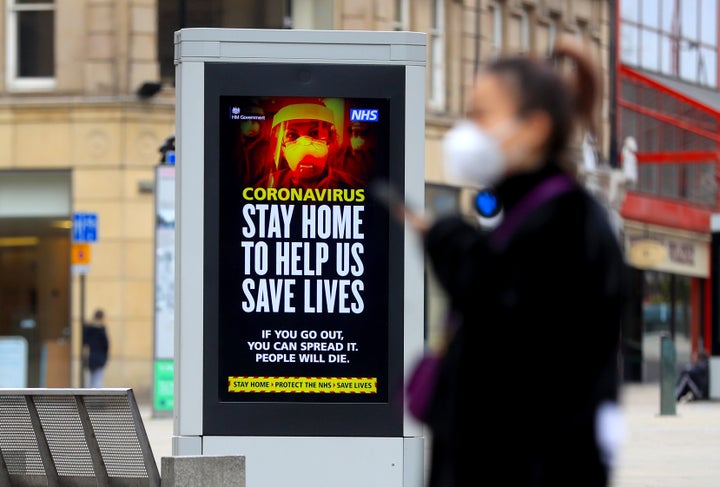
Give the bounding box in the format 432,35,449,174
229,106,266,121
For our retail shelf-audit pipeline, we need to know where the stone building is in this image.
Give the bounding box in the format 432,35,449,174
0,0,610,401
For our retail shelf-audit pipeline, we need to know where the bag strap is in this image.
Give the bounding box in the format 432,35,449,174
489,174,575,248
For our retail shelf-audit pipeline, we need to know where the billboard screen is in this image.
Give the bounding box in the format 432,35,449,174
203,63,406,436
218,95,390,403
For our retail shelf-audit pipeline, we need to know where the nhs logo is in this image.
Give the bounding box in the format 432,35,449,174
349,108,379,122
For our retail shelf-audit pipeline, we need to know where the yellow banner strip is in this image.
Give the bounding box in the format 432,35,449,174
228,376,377,394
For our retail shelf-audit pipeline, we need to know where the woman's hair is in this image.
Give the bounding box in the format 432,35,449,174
484,38,601,171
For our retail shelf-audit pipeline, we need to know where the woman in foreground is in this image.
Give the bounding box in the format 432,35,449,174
422,39,630,487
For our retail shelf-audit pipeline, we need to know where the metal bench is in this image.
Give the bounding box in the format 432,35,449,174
0,388,160,487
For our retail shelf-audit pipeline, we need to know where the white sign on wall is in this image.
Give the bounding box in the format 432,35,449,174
0,336,28,388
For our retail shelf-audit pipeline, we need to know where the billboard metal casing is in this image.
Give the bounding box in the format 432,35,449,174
174,28,426,486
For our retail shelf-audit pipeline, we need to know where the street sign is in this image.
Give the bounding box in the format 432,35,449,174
72,240,92,276
71,243,91,265
73,212,98,242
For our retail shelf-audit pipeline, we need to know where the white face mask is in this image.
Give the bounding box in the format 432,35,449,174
442,120,510,188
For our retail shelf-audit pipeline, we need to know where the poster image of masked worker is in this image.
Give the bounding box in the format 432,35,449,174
335,121,380,185
235,99,272,188
263,102,364,189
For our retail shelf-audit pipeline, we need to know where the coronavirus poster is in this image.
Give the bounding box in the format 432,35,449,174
217,96,391,403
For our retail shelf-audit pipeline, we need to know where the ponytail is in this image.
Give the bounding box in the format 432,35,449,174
551,38,601,136
485,37,602,169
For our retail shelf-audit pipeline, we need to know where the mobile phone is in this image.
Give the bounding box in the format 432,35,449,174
368,179,405,213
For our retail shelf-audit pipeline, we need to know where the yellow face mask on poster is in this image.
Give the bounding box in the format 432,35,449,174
282,135,330,179
271,103,337,172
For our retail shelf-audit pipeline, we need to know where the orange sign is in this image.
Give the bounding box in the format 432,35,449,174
71,243,91,265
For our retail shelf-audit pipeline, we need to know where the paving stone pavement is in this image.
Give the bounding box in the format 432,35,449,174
611,383,720,487
139,382,720,486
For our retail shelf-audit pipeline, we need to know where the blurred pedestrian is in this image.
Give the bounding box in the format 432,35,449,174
676,350,709,402
411,38,629,487
83,308,110,388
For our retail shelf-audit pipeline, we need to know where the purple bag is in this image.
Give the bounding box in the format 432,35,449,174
406,353,443,421
405,311,461,423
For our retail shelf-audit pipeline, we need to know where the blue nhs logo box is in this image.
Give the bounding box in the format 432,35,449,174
349,108,379,122
73,212,98,242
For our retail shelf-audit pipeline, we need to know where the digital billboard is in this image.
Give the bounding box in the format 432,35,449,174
203,63,406,436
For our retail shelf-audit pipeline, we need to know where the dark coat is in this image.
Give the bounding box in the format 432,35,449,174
424,165,629,487
83,323,109,371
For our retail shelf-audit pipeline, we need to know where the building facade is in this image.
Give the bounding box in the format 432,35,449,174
0,0,174,397
0,0,611,401
617,0,720,385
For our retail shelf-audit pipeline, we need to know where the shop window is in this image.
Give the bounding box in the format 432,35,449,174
643,271,691,337
6,0,55,92
642,271,693,380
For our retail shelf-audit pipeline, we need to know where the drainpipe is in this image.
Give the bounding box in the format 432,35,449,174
608,0,618,168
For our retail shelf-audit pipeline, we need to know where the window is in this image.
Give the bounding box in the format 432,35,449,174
642,272,693,371
547,14,559,57
6,0,55,91
428,0,445,110
392,0,409,31
620,0,718,87
491,1,504,56
290,0,333,29
157,0,289,86
576,19,588,45
618,68,720,206
507,7,529,55
518,9,530,53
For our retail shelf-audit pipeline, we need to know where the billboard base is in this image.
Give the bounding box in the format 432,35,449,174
172,435,424,487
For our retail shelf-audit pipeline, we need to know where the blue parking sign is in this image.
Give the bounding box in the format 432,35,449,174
73,213,98,242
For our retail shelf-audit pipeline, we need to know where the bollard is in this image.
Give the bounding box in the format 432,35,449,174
659,333,676,416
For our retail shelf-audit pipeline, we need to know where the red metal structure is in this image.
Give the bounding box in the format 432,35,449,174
618,63,718,365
